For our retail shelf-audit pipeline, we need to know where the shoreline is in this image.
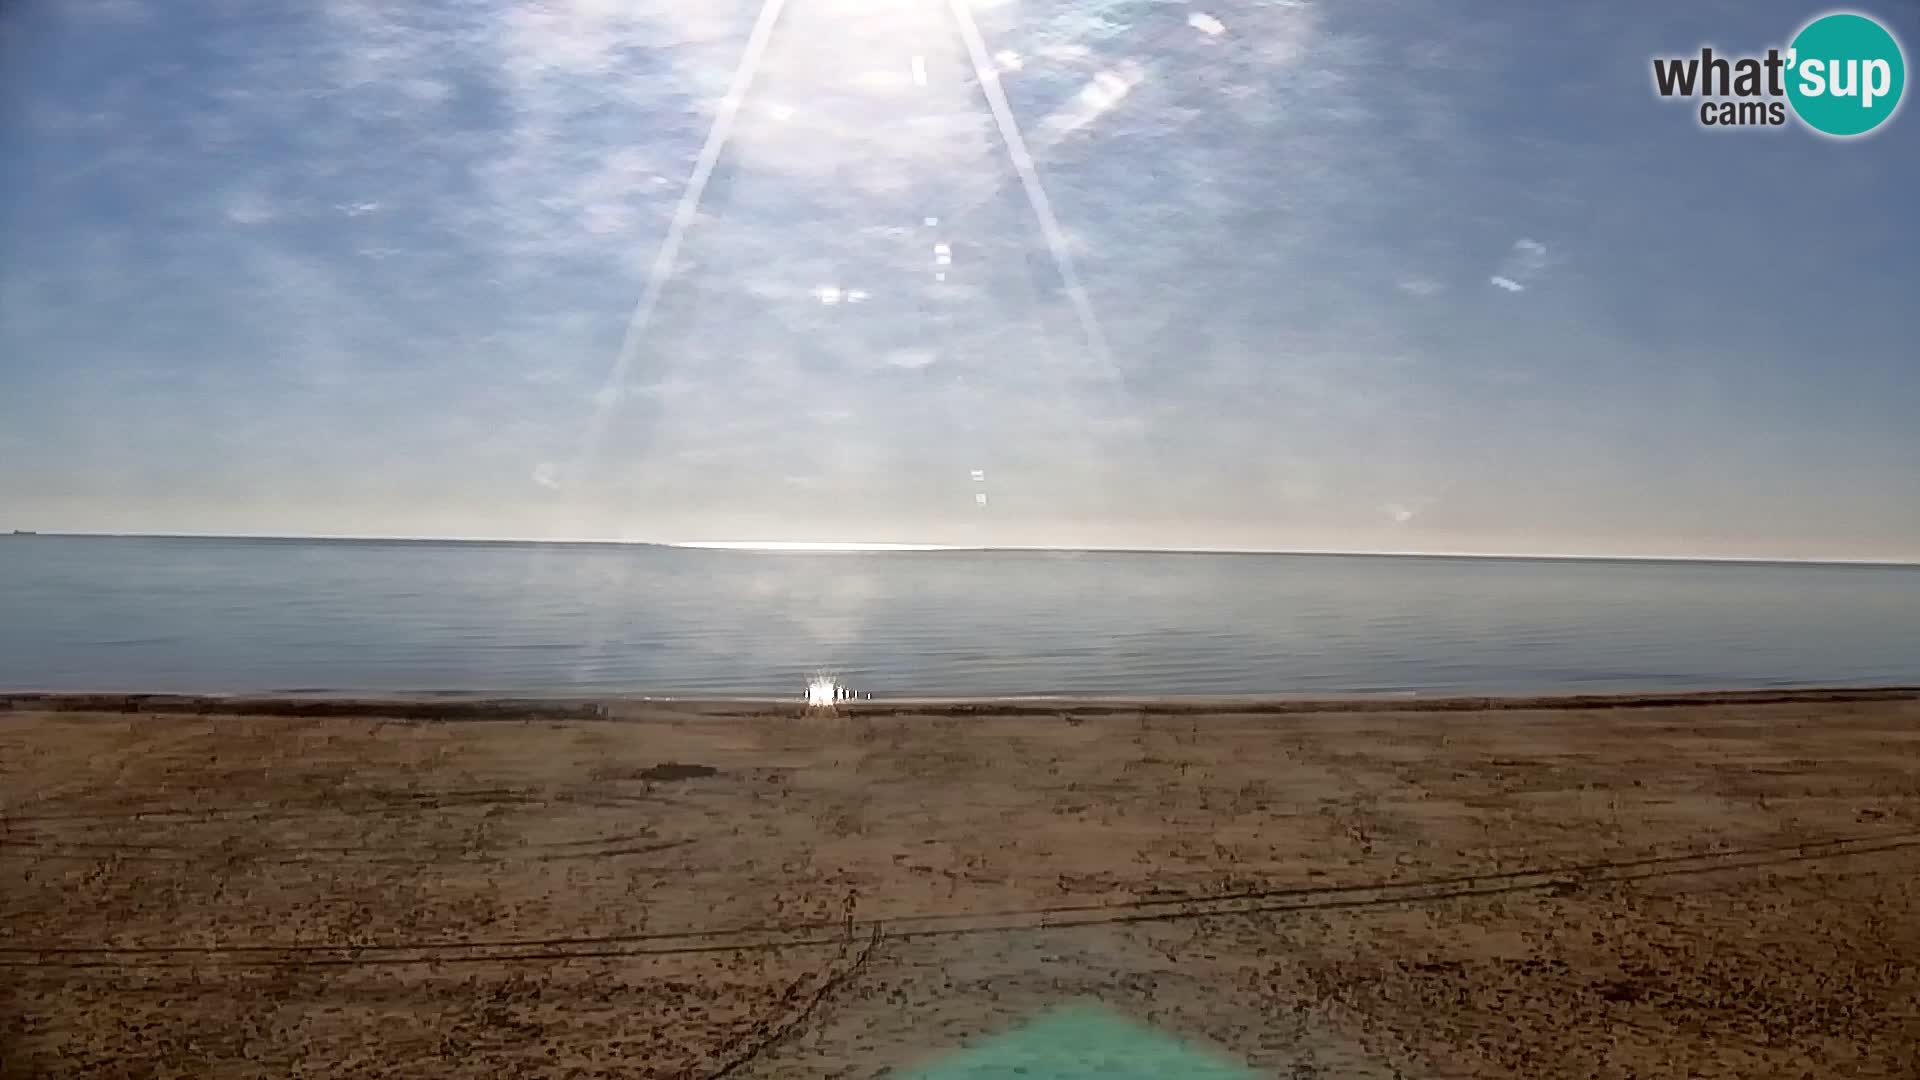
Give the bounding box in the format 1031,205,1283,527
12,531,1920,567
4,685,1919,720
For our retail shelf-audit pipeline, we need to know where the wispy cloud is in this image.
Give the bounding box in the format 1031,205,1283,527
1490,238,1551,293
1188,13,1227,38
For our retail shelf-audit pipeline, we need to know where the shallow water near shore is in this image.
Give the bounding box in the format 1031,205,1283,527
2,534,1917,696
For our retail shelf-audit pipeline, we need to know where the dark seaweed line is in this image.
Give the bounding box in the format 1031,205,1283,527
0,695,612,721
8,687,1919,721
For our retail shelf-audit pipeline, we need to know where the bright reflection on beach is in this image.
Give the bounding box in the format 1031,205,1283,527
805,675,839,707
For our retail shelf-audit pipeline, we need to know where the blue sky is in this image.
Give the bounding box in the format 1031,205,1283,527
3,0,1917,559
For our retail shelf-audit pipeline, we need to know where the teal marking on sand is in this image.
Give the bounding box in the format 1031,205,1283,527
900,1004,1259,1079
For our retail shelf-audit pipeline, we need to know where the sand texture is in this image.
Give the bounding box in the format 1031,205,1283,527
4,690,1919,1078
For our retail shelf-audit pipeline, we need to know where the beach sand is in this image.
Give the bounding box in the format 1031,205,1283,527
3,691,1919,1078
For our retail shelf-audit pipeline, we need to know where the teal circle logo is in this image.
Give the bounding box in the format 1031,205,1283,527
1786,12,1906,136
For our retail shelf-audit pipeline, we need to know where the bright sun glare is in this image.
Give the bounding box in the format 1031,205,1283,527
805,676,840,707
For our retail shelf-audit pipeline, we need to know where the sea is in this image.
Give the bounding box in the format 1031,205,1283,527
1,534,1916,698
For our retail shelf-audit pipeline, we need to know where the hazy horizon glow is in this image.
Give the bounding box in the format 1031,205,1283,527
21,530,1920,569
4,0,1917,561
676,540,961,551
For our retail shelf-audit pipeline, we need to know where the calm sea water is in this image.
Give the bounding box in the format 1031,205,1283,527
1,535,1916,697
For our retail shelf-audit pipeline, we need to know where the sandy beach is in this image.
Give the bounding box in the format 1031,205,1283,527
4,690,1919,1078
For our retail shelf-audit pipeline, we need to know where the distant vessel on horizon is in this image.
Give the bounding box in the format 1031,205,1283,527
9,530,36,536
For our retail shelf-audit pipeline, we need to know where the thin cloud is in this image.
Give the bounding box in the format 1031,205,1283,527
223,193,276,226
1491,237,1552,292
1188,13,1227,38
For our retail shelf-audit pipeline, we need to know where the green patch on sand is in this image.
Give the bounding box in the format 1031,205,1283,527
901,1004,1259,1078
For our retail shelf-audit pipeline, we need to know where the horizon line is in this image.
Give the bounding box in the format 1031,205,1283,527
9,530,1919,568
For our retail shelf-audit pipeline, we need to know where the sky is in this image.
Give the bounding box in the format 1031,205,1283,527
3,0,1917,560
